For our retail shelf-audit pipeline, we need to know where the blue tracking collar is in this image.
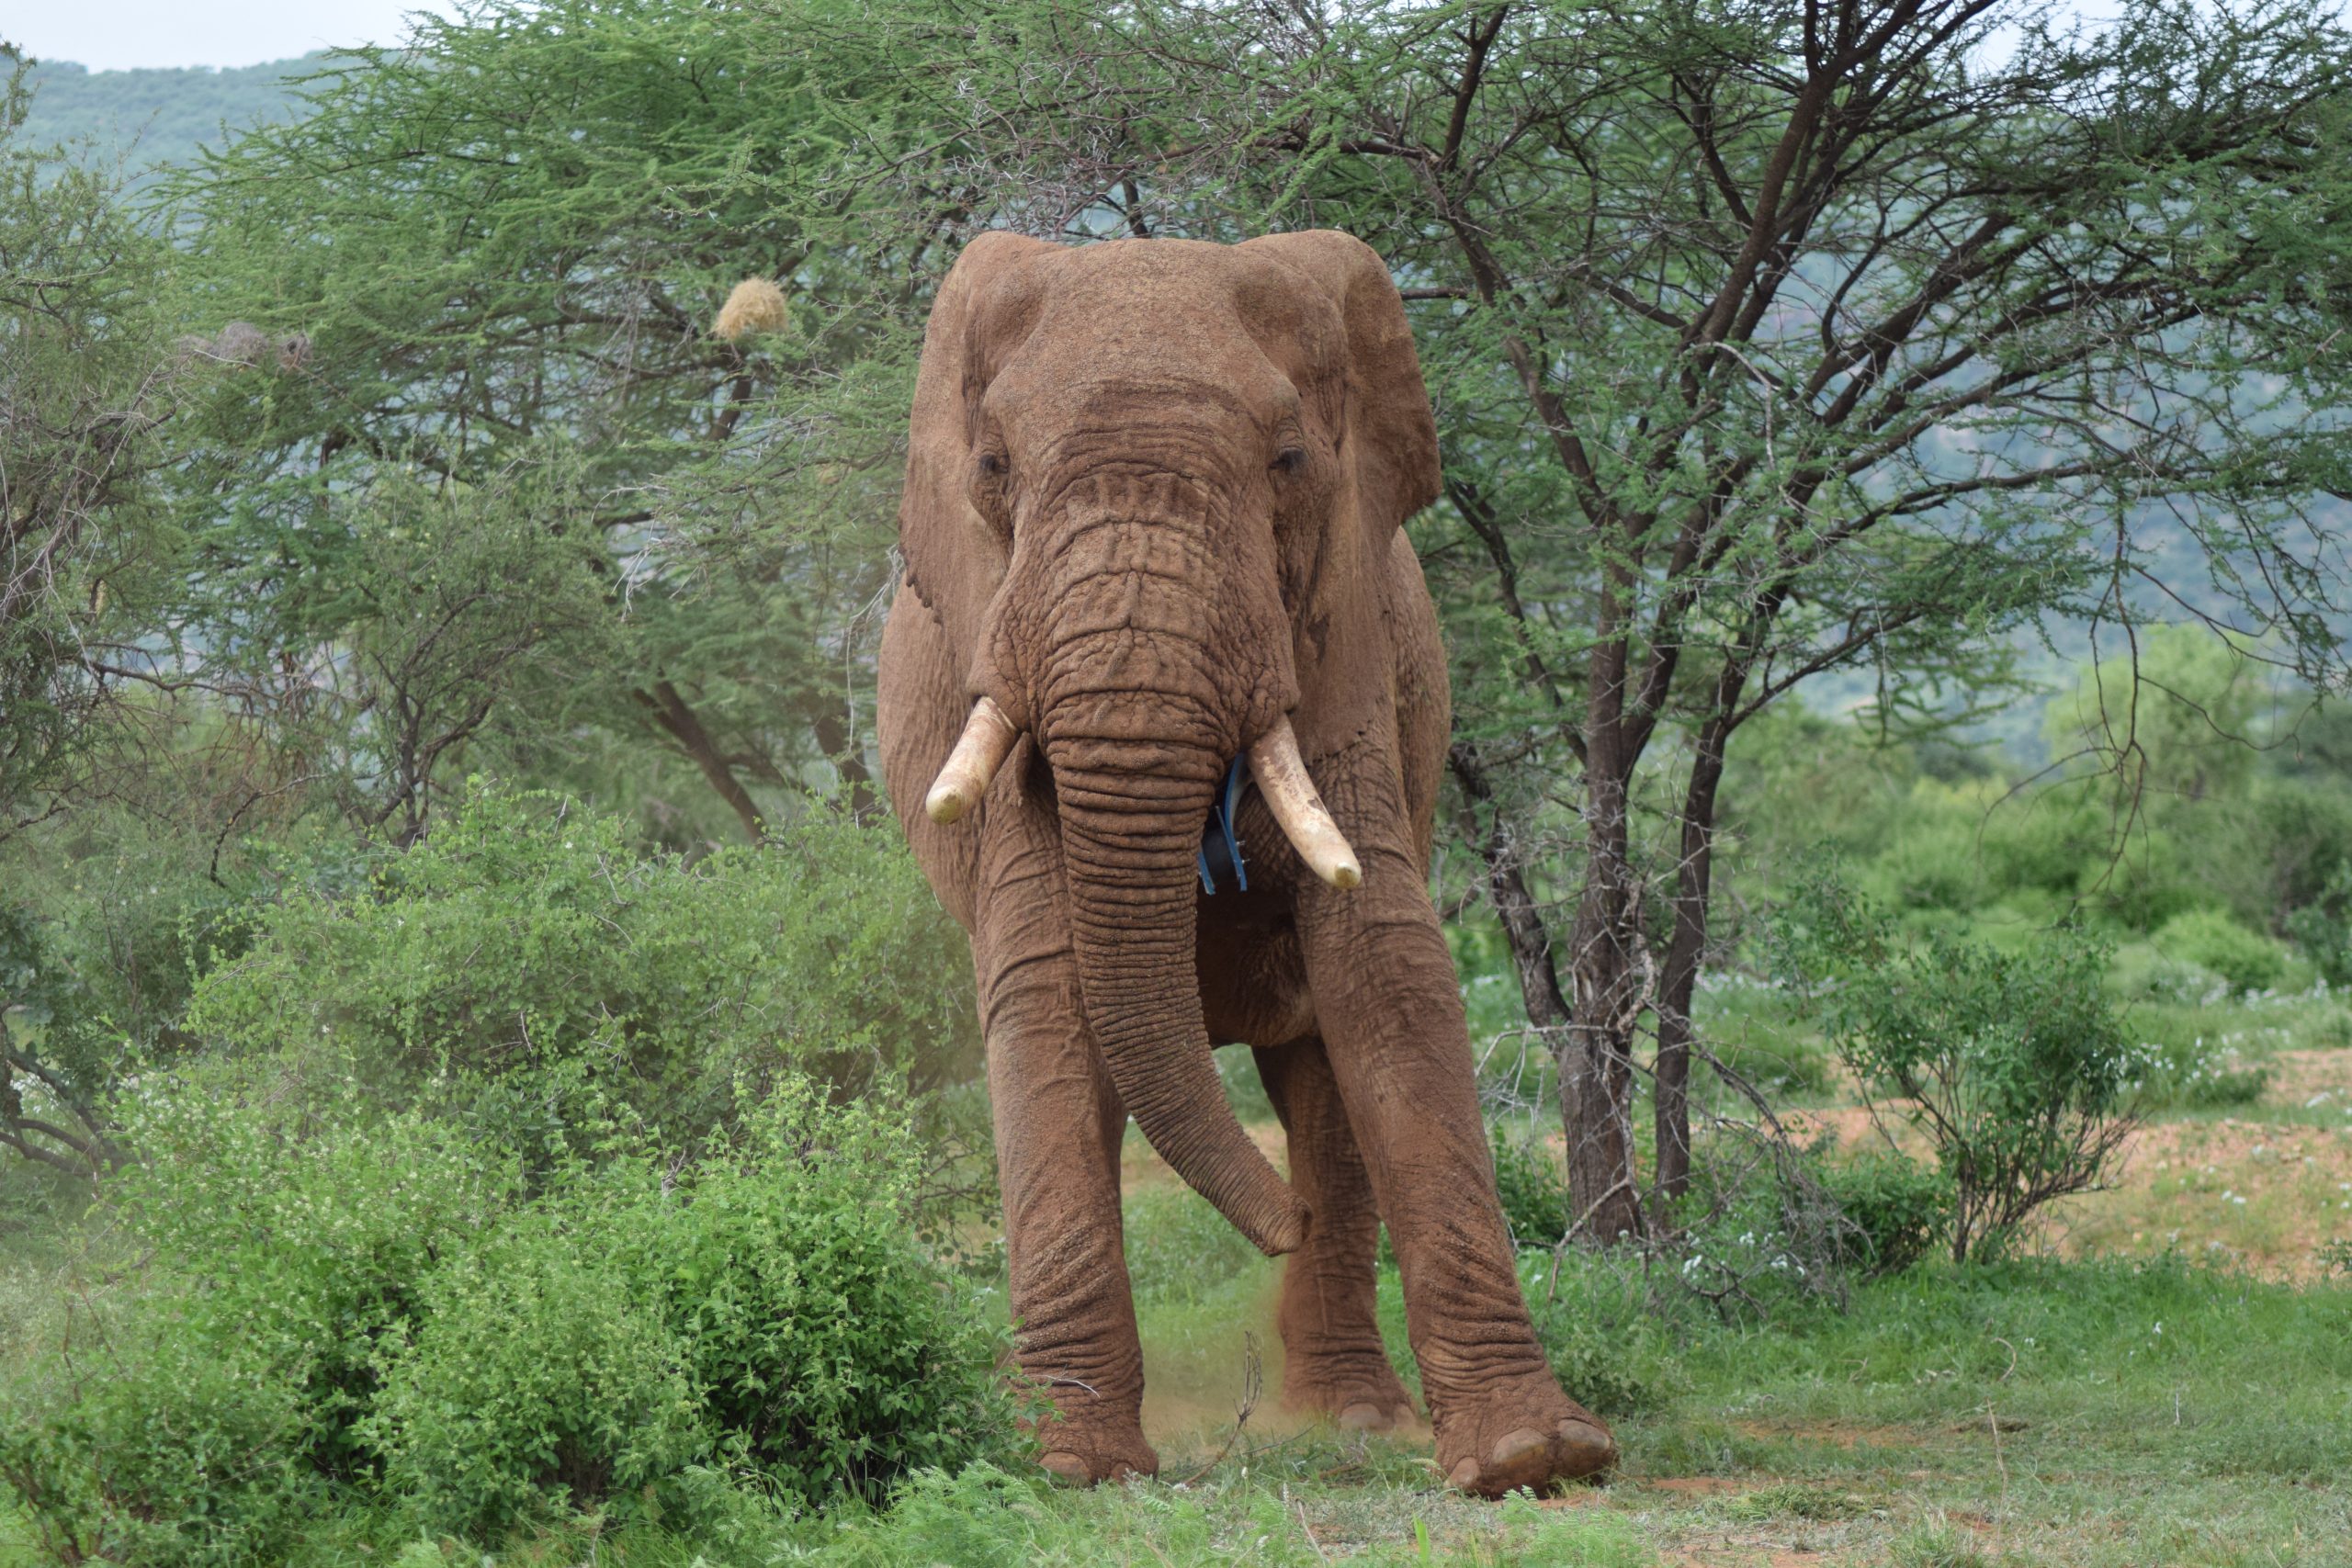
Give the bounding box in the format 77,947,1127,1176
1198,752,1250,895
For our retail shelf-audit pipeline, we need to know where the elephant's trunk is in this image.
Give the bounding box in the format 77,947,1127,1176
1051,746,1307,1257
1022,473,1308,1256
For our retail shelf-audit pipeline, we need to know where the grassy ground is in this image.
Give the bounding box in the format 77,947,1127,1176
3,996,2348,1566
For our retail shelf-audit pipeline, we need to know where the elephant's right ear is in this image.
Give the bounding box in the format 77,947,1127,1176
899,231,1057,666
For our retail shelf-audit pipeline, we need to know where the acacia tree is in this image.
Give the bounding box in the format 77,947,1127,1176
0,46,187,1174
163,0,989,842
955,0,2352,1237
0,48,180,834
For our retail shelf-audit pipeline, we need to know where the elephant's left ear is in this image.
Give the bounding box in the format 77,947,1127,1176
1243,230,1441,543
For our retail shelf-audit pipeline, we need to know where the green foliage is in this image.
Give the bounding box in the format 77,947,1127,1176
1490,1126,1570,1249
185,784,977,1162
2124,1029,2272,1112
1808,1148,1951,1280
0,1305,320,1568
361,1085,1017,1536
119,1081,520,1477
2153,908,2287,994
155,0,977,840
1780,872,2142,1263
2044,627,2267,807
2284,863,2352,987
0,1075,1012,1553
368,1211,705,1535
634,1089,1018,1510
0,48,181,822
1523,1257,1679,1419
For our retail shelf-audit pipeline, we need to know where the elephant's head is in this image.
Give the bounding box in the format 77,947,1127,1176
899,231,1440,1256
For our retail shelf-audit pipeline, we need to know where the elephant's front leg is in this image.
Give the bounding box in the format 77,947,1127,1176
1251,1036,1418,1432
1292,786,1616,1495
973,790,1157,1484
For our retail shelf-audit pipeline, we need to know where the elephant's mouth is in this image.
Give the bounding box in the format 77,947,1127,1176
1196,754,1250,896
925,702,1361,892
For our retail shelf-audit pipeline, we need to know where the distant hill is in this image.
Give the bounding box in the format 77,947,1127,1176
17,55,319,180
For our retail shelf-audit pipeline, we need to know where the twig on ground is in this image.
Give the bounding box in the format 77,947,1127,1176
1174,1333,1262,1486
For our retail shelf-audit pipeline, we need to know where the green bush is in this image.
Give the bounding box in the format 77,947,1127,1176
642,1087,1018,1509
368,1213,704,1536
2284,863,2352,987
185,784,979,1164
2153,908,2287,994
1779,870,2142,1264
2122,1025,2271,1111
0,1077,1014,1552
1522,1253,1679,1416
0,1084,517,1562
1491,1125,1570,1248
1869,804,1984,912
0,1302,321,1568
117,1075,521,1476
1811,1147,1949,1279
359,1081,1015,1531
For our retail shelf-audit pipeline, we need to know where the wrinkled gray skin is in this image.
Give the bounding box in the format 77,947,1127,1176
877,231,1615,1495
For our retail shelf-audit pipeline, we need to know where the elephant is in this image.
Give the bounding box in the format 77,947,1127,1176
876,229,1617,1497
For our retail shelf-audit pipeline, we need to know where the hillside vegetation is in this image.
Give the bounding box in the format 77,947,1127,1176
17,56,311,176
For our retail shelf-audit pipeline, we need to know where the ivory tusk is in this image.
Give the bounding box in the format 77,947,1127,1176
1247,717,1363,890
925,697,1019,824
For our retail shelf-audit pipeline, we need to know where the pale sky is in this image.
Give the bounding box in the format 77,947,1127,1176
9,0,463,73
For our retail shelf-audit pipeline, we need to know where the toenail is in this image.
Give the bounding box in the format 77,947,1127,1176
1488,1427,1550,1468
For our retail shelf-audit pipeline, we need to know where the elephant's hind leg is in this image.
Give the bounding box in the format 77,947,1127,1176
977,799,1157,1485
1252,1036,1418,1433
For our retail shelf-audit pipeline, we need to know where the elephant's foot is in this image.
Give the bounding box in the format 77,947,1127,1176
1282,1345,1419,1433
1433,1377,1616,1498
1031,1412,1159,1487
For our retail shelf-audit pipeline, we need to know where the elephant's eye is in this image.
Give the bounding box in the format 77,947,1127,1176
978,451,1008,479
1272,446,1306,476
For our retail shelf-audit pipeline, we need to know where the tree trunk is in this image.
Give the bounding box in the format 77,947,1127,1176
635,679,766,841
1564,632,1649,1243
1449,746,1575,1030
809,701,880,821
1653,715,1729,1209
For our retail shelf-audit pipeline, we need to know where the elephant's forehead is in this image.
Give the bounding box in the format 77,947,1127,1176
1021,240,1344,369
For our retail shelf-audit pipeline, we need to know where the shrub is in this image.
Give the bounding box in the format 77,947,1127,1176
1522,1252,1679,1416
1491,1124,1571,1247
1810,1147,1949,1278
1,1075,1013,1551
0,1302,321,1567
2153,908,2286,994
2123,1025,2271,1111
1778,870,2142,1263
1869,802,1984,912
368,1213,704,1536
0,1082,517,1562
185,784,978,1164
116,1074,521,1476
362,1081,1018,1528
642,1086,1018,1508
2284,863,2352,987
